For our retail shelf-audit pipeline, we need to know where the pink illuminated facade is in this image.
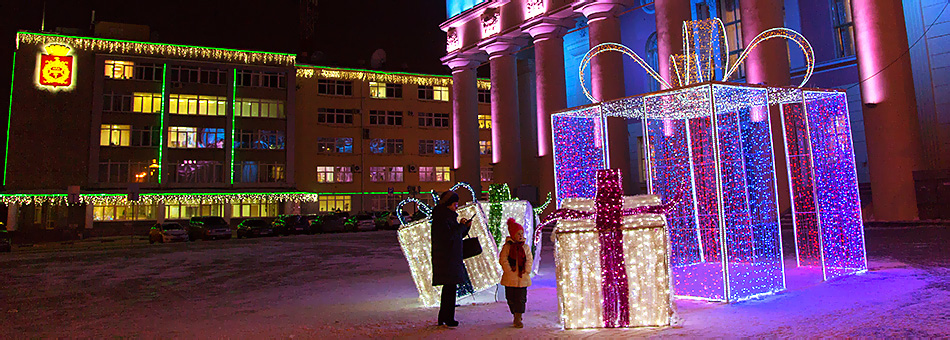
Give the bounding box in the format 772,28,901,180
441,0,948,221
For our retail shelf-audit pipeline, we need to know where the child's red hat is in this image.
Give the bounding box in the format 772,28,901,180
507,218,523,236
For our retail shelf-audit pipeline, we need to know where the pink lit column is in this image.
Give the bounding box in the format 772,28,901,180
444,54,484,200
655,0,691,88
578,2,635,194
526,19,569,211
481,39,523,188
741,0,792,213
851,0,923,220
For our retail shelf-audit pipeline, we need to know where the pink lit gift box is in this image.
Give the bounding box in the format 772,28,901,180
552,19,867,303
543,169,674,329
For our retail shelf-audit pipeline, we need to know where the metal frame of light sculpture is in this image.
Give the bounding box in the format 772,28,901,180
396,201,500,307
579,42,672,102
555,19,865,302
722,28,815,87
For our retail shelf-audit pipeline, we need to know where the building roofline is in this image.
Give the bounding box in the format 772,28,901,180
16,31,296,66
296,64,491,89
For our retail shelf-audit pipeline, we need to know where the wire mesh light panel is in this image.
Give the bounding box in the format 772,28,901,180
552,105,608,207
643,83,785,302
396,203,502,307
477,200,543,275
779,90,868,280
551,81,867,302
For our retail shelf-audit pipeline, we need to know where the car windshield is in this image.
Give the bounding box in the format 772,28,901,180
203,217,227,225
163,223,183,230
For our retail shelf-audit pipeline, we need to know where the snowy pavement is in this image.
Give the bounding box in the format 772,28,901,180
1,226,949,338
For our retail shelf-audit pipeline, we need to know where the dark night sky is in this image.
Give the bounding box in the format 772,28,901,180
0,0,453,178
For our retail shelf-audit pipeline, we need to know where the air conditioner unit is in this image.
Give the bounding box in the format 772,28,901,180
350,165,362,173
407,165,418,173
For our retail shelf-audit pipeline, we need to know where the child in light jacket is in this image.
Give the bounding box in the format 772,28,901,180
499,218,532,328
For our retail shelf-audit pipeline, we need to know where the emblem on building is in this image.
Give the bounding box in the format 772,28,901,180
38,44,74,88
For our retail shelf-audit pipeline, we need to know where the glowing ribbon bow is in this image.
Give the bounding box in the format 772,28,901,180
579,18,815,103
395,182,479,226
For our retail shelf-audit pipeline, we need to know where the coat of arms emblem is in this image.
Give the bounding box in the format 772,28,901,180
39,44,73,87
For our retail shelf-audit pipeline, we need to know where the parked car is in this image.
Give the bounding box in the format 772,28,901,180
310,212,349,233
188,216,232,240
374,211,405,230
272,215,311,235
149,222,189,244
236,219,274,238
0,229,11,252
353,212,376,232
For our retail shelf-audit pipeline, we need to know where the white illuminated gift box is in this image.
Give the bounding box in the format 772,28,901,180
477,200,543,275
396,202,502,307
548,170,674,329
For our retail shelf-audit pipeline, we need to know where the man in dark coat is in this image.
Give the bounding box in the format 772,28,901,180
430,190,471,327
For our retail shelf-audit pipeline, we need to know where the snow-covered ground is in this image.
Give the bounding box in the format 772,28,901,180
1,226,948,338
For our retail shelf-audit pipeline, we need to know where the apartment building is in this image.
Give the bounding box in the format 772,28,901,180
295,65,493,213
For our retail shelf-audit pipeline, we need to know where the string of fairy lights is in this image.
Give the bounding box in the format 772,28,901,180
547,169,674,329
550,19,865,305
0,192,320,206
17,32,295,66
296,65,492,90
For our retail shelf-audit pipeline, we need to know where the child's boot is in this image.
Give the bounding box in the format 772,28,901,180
513,313,523,328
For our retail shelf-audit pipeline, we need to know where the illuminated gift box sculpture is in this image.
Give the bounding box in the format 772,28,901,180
552,19,867,302
395,183,542,306
543,169,674,329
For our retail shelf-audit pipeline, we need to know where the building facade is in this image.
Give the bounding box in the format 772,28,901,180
440,0,950,221
5,29,303,234
294,65,493,213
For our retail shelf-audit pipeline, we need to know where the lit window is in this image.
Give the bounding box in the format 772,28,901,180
232,200,280,218
100,124,131,147
234,130,286,150
98,160,159,183
418,112,449,127
418,85,449,101
371,139,404,154
318,195,351,212
316,137,353,153
419,166,451,182
236,162,285,183
478,114,492,129
481,166,493,182
235,98,286,118
316,166,354,183
369,82,403,99
370,166,404,182
479,140,492,155
369,110,403,126
165,203,224,219
718,0,744,79
93,203,156,221
104,61,163,81
831,0,855,58
104,60,134,79
168,127,224,149
420,140,451,155
168,94,228,116
132,93,163,113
